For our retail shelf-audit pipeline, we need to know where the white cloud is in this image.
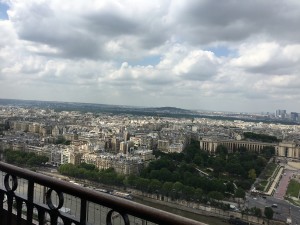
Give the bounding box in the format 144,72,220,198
231,42,280,68
230,42,300,76
173,50,219,80
1,0,300,112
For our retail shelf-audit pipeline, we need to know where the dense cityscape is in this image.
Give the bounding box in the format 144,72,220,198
1,100,300,174
1,99,300,224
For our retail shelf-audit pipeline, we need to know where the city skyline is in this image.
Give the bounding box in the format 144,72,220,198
1,1,300,112
2,98,300,119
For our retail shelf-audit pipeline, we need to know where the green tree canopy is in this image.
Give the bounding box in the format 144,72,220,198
243,132,279,143
4,150,49,167
248,169,257,180
262,146,275,159
235,187,246,199
264,207,274,220
254,207,262,217
208,191,224,201
215,145,228,156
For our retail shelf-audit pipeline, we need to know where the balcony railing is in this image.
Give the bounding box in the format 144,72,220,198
0,162,206,225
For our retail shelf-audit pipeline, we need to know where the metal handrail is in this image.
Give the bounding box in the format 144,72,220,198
0,162,206,225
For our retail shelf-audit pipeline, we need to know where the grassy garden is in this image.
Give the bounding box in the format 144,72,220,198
255,180,268,191
255,162,282,193
286,179,300,206
260,163,277,180
286,179,300,198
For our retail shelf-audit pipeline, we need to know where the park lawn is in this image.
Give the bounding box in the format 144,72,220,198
286,179,300,198
260,180,269,191
255,163,279,193
264,163,277,178
255,180,268,191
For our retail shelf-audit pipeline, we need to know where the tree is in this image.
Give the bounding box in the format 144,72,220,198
194,154,204,167
238,146,248,154
212,157,225,176
226,182,235,194
264,207,274,222
172,181,184,192
135,178,149,192
124,174,137,187
158,168,173,181
38,155,49,164
254,207,262,217
172,181,184,199
194,188,203,201
182,185,195,200
80,162,97,171
234,187,245,208
256,156,267,167
208,191,224,201
4,149,49,166
183,140,199,162
226,161,244,176
215,145,228,156
148,179,162,193
28,157,40,167
262,146,275,159
161,182,173,196
235,188,246,199
248,169,257,180
243,132,278,143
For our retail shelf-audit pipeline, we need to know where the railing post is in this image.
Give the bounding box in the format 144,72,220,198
6,192,13,225
0,192,4,225
80,198,87,225
16,198,23,225
27,181,34,225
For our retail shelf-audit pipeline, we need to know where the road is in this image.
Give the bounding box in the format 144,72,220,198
246,192,300,224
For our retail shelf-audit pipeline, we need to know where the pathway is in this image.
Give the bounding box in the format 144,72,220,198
273,170,294,199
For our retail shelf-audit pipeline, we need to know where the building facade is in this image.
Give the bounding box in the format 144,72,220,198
200,138,300,159
275,141,300,158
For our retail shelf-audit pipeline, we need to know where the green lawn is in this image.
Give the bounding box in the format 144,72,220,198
286,179,300,198
260,180,268,186
256,163,279,193
255,180,269,191
264,163,277,178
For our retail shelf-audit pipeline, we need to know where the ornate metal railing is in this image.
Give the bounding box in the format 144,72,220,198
0,162,206,225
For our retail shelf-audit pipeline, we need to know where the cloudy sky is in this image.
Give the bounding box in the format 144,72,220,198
1,0,300,113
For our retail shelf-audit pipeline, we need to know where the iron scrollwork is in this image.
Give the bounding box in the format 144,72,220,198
45,188,64,211
4,174,18,192
106,209,130,225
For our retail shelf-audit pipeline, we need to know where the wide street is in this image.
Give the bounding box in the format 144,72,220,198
245,159,300,225
246,194,300,224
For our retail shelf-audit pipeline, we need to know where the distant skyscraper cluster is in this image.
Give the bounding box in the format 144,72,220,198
276,109,299,121
290,112,299,122
275,109,287,119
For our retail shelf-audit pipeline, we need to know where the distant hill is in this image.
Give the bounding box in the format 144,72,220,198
0,98,197,118
0,98,298,125
137,106,195,115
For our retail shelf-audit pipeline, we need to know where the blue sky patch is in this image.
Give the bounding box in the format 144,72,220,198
0,2,9,20
207,46,234,57
129,55,161,66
